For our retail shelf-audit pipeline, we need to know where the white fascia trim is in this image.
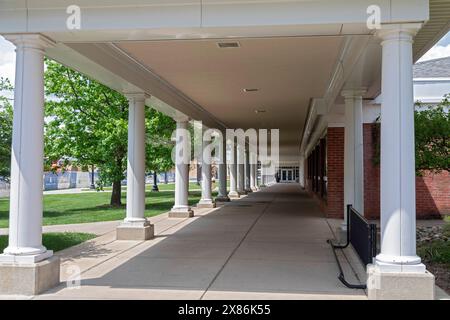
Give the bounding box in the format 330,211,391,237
304,116,328,157
0,0,429,41
300,34,372,155
415,98,446,104
414,78,450,82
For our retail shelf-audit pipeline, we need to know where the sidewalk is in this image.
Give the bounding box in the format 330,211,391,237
28,185,369,299
0,220,120,236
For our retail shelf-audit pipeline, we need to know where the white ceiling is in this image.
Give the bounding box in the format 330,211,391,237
116,36,345,147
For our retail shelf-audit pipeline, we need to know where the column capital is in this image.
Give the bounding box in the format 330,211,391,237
341,88,367,99
376,23,422,43
4,34,55,50
173,114,190,123
124,92,149,103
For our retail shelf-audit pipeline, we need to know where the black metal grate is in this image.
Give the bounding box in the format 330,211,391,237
348,206,377,266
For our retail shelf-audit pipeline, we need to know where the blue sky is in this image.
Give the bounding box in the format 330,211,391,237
437,32,450,46
1,31,450,84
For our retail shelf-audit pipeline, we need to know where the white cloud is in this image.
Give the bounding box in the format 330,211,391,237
417,44,450,62
0,36,16,83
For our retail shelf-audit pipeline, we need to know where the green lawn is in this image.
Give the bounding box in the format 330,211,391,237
0,183,216,227
82,182,207,192
0,232,97,253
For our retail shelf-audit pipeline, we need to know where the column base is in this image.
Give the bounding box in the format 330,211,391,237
169,206,194,218
251,186,259,192
197,199,216,208
116,221,154,240
367,264,435,300
215,196,231,202
228,191,240,199
237,190,247,195
0,249,53,264
244,188,253,193
0,256,60,295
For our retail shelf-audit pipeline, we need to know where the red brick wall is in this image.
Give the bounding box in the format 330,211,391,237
326,127,345,218
306,124,449,219
363,124,381,220
363,123,449,219
416,171,450,218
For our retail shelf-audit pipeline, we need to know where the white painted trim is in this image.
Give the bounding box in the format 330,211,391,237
414,78,450,82
0,0,429,41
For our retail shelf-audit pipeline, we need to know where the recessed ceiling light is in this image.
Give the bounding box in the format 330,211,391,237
255,109,266,114
244,88,259,92
217,41,240,48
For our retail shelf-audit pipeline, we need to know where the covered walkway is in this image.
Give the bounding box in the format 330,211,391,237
35,185,366,300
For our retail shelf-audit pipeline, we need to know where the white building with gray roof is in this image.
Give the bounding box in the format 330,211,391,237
414,56,450,105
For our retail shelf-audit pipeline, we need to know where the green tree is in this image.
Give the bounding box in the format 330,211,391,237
145,108,176,186
44,59,176,206
44,59,129,206
415,95,450,173
0,78,13,181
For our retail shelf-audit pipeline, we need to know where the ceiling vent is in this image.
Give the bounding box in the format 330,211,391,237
217,41,240,48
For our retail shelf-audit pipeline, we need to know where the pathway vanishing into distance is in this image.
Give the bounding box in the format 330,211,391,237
20,184,368,300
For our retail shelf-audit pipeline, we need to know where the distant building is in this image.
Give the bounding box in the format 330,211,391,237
414,56,450,105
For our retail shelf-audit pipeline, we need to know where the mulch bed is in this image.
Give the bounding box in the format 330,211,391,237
423,262,450,295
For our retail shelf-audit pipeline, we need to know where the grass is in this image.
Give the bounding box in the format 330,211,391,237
83,182,211,192
0,182,217,227
0,232,97,253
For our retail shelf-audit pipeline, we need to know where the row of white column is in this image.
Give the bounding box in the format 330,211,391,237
0,32,261,258
228,144,258,199
341,24,425,274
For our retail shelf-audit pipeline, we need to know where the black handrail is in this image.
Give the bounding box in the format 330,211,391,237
326,238,366,289
327,204,378,290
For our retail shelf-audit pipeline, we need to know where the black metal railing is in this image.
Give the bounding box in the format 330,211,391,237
348,206,377,266
327,204,378,289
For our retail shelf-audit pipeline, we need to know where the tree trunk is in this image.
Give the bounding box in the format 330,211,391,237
152,171,159,192
110,180,122,206
90,165,96,189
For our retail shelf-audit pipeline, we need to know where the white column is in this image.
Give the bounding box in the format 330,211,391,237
375,24,424,272
228,143,239,198
250,153,258,192
244,146,252,192
366,24,434,301
198,132,215,208
0,35,54,264
342,88,366,230
117,93,154,240
125,94,147,223
299,154,305,188
217,132,230,202
237,144,245,194
170,119,194,218
260,162,266,187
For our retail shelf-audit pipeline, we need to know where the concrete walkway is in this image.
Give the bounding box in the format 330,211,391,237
0,220,120,236
16,184,367,300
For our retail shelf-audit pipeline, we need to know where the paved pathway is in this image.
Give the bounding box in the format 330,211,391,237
0,220,120,236
27,184,369,300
